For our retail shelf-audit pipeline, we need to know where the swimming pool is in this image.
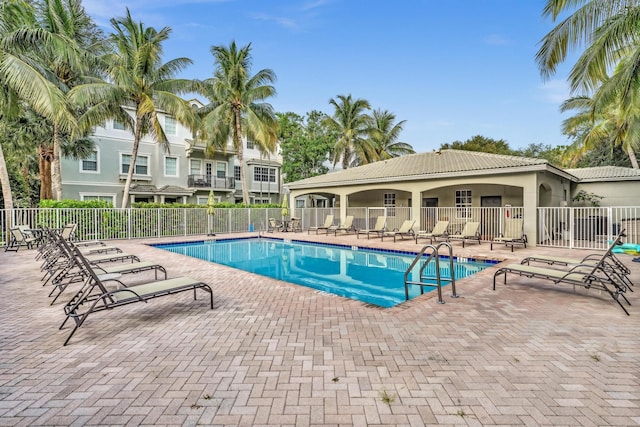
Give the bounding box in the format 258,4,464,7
152,237,496,308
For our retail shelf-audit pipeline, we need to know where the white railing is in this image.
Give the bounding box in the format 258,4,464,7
419,206,525,240
2,206,638,249
538,207,640,249
0,208,282,244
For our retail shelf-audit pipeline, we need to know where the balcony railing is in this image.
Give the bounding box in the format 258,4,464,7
188,175,235,190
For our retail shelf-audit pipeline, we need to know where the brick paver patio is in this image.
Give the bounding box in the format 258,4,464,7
1,232,639,426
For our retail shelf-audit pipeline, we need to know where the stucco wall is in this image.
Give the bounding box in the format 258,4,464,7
574,181,640,207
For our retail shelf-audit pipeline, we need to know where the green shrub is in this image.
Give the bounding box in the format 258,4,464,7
131,201,281,209
38,199,112,208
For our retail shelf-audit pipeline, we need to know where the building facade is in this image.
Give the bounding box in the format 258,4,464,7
61,101,283,207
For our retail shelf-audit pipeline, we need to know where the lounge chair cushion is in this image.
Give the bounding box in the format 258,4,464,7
111,277,203,303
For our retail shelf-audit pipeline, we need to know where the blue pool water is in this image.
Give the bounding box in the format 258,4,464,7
152,238,495,308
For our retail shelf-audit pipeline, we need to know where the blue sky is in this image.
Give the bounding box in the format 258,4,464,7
83,0,575,153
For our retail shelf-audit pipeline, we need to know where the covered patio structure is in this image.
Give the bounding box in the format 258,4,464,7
286,150,575,247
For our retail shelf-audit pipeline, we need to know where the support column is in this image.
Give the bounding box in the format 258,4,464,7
523,180,538,247
338,193,347,222
412,189,422,229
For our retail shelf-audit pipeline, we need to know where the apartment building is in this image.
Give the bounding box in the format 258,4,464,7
61,100,283,207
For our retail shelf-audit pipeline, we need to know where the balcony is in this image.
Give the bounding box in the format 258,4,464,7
188,174,235,190
185,140,236,156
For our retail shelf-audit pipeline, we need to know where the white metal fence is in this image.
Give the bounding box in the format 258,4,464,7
2,206,639,249
538,207,640,249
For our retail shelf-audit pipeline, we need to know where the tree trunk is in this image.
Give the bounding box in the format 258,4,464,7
39,146,53,200
234,109,250,204
627,145,639,169
342,145,350,170
0,143,14,240
121,114,143,208
51,122,63,200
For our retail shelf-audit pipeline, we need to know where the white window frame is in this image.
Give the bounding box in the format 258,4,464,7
295,199,306,209
113,120,125,130
198,195,221,204
383,192,396,216
455,189,473,219
216,161,227,178
165,116,177,135
164,156,179,177
253,198,270,204
79,193,116,205
254,166,276,183
190,159,202,175
121,153,150,176
80,148,99,173
234,165,241,181
246,139,255,149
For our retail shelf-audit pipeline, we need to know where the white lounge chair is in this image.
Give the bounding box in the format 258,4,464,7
327,215,355,236
447,221,481,247
415,220,449,244
381,219,416,242
491,218,526,251
308,215,334,234
356,216,387,239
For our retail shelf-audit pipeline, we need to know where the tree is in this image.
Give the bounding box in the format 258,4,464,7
0,107,44,207
69,9,197,207
537,1,640,168
324,94,373,169
37,0,104,200
560,94,639,168
278,110,333,183
0,0,101,201
196,41,278,204
514,143,567,167
440,135,513,155
536,0,639,94
367,109,414,161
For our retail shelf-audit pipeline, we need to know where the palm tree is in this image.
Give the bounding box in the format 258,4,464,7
367,109,415,161
37,0,104,200
537,1,640,167
324,94,372,169
561,93,640,168
0,0,99,200
536,1,639,93
196,41,278,204
69,9,197,207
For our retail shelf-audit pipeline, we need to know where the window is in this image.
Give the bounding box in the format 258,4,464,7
81,150,98,172
165,117,176,135
190,159,202,175
80,194,115,205
254,166,276,182
246,139,255,149
164,156,178,177
253,198,270,204
296,199,305,208
383,193,396,216
216,162,227,178
113,120,125,130
455,189,472,219
234,166,241,181
121,154,148,175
